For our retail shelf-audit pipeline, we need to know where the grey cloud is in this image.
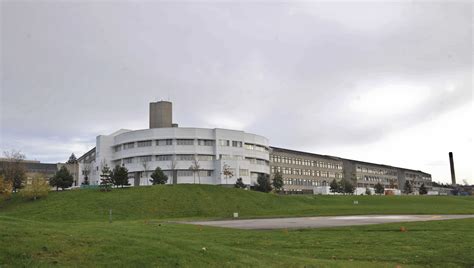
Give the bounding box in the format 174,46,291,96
1,1,472,179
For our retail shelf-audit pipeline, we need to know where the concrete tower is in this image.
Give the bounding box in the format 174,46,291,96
149,101,172,128
449,152,456,185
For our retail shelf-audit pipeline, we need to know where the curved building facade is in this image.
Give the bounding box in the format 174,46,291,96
83,127,270,186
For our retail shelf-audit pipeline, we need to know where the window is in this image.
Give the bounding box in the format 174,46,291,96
124,158,133,164
156,155,172,161
177,139,194,145
124,142,135,149
178,170,193,177
232,141,242,147
157,139,173,146
137,140,152,147
198,139,214,146
197,155,214,161
198,170,212,177
176,154,194,161
219,139,230,146
239,169,249,176
139,155,152,162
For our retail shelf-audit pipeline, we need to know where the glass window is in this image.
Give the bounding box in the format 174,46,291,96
177,139,194,145
219,139,230,146
124,142,135,149
137,140,152,147
157,139,173,146
232,141,243,147
139,156,152,162
156,155,172,161
176,154,194,161
198,139,214,146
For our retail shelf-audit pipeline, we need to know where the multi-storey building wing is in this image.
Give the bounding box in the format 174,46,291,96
269,147,344,194
75,101,432,194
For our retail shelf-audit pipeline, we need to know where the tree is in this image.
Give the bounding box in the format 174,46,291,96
330,179,340,193
365,187,372,195
234,177,246,189
50,166,73,191
255,173,272,193
2,150,26,192
272,171,284,192
374,182,385,195
66,153,78,164
189,157,201,184
389,179,397,189
99,163,113,192
0,175,13,200
222,164,234,185
419,183,428,195
111,165,129,188
141,161,149,185
150,166,168,185
403,180,413,194
341,179,355,194
81,163,91,185
21,174,49,200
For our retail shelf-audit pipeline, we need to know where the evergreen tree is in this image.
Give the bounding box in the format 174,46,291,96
255,174,272,193
66,153,78,164
341,179,355,194
365,187,372,195
99,164,113,191
272,171,284,192
111,165,129,188
234,177,246,189
419,183,428,195
403,180,413,194
330,179,339,193
50,166,73,191
150,167,168,185
374,182,385,195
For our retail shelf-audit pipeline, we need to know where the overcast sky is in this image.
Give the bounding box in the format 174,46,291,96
1,1,472,184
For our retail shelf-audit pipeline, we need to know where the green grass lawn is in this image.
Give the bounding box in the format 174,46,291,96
1,185,473,267
1,184,473,222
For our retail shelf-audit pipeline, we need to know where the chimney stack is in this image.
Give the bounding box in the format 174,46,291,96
149,101,172,128
449,152,456,185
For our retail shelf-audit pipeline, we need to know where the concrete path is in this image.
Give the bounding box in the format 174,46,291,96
184,214,474,230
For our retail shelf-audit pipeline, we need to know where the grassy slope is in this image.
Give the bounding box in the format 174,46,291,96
1,185,473,267
0,184,473,222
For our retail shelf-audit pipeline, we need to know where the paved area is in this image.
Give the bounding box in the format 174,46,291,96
184,214,474,230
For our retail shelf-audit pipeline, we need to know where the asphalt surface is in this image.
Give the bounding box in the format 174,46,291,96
184,214,474,230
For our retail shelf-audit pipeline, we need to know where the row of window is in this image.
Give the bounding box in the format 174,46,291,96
356,166,398,176
115,139,216,152
117,154,269,165
272,166,342,178
270,155,343,169
121,154,216,164
357,175,395,184
283,178,328,187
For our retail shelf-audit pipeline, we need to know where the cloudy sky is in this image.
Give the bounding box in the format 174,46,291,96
1,1,472,184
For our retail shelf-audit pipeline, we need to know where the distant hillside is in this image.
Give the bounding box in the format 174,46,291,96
0,184,472,222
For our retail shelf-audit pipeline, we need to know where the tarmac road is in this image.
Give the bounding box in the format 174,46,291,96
184,214,474,230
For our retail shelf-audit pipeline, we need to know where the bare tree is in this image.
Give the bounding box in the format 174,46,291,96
2,150,26,192
167,155,178,184
189,156,201,184
221,163,234,185
81,162,91,185
142,160,149,185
